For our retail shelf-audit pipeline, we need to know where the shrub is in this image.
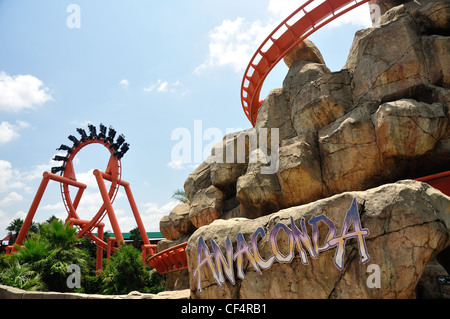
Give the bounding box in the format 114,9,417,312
13,220,91,292
101,244,165,295
0,259,45,291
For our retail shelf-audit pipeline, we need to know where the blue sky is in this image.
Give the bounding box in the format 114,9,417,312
0,0,371,239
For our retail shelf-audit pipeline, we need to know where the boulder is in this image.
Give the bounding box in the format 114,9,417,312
187,180,450,299
423,35,450,88
236,149,283,219
372,98,448,157
184,159,212,202
169,203,195,235
209,130,251,196
277,132,324,207
283,38,326,68
282,60,330,105
160,204,195,241
189,185,225,228
159,215,182,241
290,69,353,135
369,0,413,16
255,88,296,141
345,13,428,104
319,104,383,194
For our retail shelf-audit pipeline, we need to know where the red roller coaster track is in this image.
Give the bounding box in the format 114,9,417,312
241,0,371,126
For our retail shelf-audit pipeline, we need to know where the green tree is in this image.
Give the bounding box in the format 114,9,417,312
101,244,164,295
172,189,188,203
129,226,142,249
6,218,23,244
13,237,51,266
6,218,38,244
44,215,61,225
14,220,91,292
38,219,80,249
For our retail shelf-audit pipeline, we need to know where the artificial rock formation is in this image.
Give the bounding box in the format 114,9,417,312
158,0,450,298
186,181,450,299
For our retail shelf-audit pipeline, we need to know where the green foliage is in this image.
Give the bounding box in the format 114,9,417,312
172,189,188,203
0,259,45,291
14,237,51,265
2,219,166,295
129,226,142,249
12,219,90,292
38,219,80,249
100,244,165,295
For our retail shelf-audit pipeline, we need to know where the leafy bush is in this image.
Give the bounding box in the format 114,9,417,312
13,220,91,292
100,244,164,295
2,219,166,295
0,259,45,291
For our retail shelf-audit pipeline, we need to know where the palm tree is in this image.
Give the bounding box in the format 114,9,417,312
6,218,38,244
101,244,162,294
6,218,23,243
0,259,45,291
44,215,61,225
172,189,188,203
38,219,79,249
129,227,142,249
14,219,91,292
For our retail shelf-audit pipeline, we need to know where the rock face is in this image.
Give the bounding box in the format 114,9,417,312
158,0,450,297
186,181,450,299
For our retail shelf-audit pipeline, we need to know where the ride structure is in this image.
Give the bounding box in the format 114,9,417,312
240,0,371,126
6,124,157,273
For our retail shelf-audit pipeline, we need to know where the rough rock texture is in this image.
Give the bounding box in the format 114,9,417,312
0,284,190,299
158,0,450,297
189,185,225,228
283,38,326,68
186,181,450,299
160,203,194,241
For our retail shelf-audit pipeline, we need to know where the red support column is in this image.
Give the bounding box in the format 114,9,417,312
93,169,124,244
96,225,104,274
10,173,50,252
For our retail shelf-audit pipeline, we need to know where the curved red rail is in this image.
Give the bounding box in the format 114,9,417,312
241,0,371,126
415,171,450,197
147,242,188,274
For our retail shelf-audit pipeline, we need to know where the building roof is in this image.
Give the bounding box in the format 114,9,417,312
93,231,164,241
1,234,12,242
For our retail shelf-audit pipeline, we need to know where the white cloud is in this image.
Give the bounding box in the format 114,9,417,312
0,121,30,145
194,17,275,74
143,201,178,215
103,200,178,233
140,200,178,231
75,169,99,189
267,0,301,19
0,158,56,194
167,159,184,170
195,1,372,73
0,192,23,207
325,3,372,29
0,160,25,193
120,79,129,87
144,79,190,96
0,71,52,112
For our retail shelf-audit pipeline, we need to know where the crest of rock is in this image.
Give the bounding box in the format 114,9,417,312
283,39,326,68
